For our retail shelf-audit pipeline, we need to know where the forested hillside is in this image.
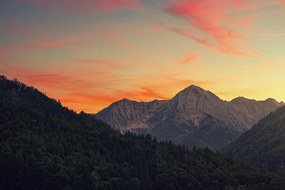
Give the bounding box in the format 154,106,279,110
1,75,284,190
226,105,285,176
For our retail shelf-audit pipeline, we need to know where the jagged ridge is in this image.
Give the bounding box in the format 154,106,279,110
96,85,283,150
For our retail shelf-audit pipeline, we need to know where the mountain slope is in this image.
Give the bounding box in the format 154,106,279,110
225,106,285,176
96,98,165,133
229,97,282,128
97,85,283,149
1,75,285,190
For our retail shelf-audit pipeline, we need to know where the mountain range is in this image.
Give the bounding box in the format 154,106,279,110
226,105,285,176
96,85,283,149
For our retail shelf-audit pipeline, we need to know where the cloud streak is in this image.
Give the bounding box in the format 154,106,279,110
0,62,212,112
166,0,258,57
0,63,170,112
180,53,198,65
0,63,98,90
172,28,258,57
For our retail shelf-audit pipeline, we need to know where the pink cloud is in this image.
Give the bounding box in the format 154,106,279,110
20,0,142,12
167,0,244,41
180,53,198,65
233,0,252,9
166,0,258,57
172,28,258,57
1,63,167,111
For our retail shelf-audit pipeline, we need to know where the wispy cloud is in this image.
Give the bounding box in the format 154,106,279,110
180,53,198,65
0,62,213,112
171,28,258,57
60,86,167,112
166,0,258,57
78,86,168,104
0,63,99,90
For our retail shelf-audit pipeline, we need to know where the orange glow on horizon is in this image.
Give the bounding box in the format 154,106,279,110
1,0,285,113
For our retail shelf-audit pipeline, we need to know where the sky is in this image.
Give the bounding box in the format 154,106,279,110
1,0,285,113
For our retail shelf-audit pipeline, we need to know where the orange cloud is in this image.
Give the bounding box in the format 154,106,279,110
47,87,162,113
61,85,169,112
0,63,113,112
0,63,152,112
180,53,198,65
70,86,167,104
166,0,258,57
0,61,212,113
0,63,99,90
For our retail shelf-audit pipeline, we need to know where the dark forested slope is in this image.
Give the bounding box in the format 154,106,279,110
226,106,285,176
0,75,284,190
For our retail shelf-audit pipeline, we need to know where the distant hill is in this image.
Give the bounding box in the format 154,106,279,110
1,75,285,190
0,75,78,120
97,85,283,150
225,105,285,176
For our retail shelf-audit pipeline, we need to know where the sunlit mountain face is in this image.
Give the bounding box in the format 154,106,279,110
96,85,283,150
1,0,285,113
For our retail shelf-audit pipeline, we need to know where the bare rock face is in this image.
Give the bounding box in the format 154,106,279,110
96,85,283,150
96,98,166,133
229,97,283,128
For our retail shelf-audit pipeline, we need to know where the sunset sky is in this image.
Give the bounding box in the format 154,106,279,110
1,0,285,113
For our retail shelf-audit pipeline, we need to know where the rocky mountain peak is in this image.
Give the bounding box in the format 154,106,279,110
231,96,248,102
264,98,280,104
170,85,222,114
179,85,208,94
174,85,220,101
115,98,135,104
